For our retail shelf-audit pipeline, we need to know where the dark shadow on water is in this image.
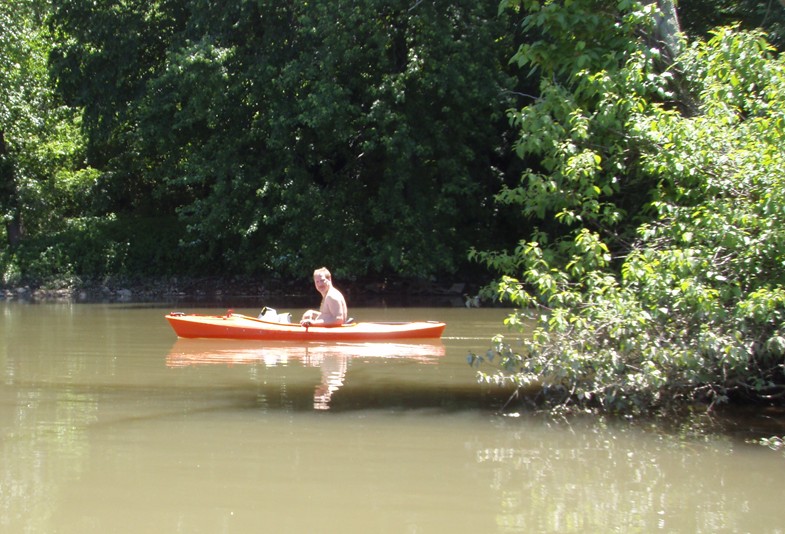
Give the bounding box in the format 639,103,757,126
163,338,514,413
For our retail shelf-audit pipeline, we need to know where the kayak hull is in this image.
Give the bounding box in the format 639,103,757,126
166,312,446,341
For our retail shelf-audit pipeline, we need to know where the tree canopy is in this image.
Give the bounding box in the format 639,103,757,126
2,0,785,289
43,0,522,280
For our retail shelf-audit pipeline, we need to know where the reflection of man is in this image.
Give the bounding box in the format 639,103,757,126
314,354,348,410
300,267,348,327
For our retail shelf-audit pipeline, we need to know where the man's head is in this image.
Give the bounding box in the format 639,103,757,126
313,267,332,295
313,267,331,281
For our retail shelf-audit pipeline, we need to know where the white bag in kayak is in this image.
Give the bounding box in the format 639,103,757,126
258,307,291,323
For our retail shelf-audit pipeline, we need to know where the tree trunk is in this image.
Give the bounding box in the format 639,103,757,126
0,129,24,248
647,0,682,65
641,0,702,116
6,217,23,248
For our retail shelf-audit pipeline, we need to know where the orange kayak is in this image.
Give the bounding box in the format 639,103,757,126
166,312,446,341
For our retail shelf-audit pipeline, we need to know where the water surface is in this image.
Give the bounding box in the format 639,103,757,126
1,301,783,533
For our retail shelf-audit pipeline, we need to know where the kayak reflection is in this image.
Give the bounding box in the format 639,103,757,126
166,339,445,410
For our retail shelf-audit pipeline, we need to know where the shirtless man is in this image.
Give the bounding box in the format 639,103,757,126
300,267,348,327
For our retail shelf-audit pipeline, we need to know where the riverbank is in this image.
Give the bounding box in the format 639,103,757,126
0,275,482,307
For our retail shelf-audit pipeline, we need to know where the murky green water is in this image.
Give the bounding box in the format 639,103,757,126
1,300,784,533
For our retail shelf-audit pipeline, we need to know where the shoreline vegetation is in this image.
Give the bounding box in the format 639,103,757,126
0,276,482,307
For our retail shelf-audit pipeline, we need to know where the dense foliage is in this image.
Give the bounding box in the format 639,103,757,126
471,0,785,414
679,0,785,49
2,0,784,288
38,0,523,281
1,0,99,285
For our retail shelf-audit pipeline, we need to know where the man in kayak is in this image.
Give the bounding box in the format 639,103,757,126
300,267,348,327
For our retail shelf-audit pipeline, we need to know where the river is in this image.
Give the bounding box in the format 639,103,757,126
1,300,784,533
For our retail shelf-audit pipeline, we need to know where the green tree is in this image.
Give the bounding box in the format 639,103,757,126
679,0,785,50
49,0,521,279
0,0,93,253
472,1,785,414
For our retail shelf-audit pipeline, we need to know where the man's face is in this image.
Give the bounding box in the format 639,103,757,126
314,272,330,294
